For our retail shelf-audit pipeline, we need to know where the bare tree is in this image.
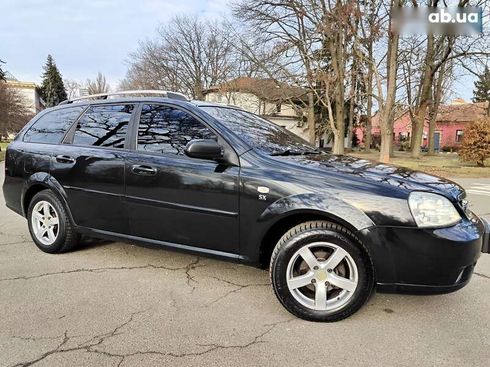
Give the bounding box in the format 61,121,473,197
122,16,240,99
64,79,81,99
0,82,33,139
86,72,109,95
406,0,490,158
233,0,364,154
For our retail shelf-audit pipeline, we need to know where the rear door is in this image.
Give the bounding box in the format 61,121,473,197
51,103,136,234
125,103,240,254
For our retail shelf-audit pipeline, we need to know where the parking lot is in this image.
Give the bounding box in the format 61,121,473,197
1,163,489,367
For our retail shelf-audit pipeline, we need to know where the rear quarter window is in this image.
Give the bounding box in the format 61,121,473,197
23,107,84,144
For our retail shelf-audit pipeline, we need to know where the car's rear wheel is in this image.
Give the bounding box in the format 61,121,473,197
27,190,79,253
270,221,374,322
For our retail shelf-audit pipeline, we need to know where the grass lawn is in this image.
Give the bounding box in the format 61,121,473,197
0,142,9,162
350,150,490,178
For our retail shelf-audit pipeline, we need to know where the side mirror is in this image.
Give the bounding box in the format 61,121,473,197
184,139,224,160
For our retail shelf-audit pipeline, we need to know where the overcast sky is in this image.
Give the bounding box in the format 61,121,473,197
0,0,479,101
0,0,229,88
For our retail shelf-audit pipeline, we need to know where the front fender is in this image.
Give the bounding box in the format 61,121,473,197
245,193,397,282
259,192,375,231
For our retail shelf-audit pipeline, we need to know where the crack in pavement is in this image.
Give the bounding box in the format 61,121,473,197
206,276,270,306
0,258,202,282
10,310,294,367
10,309,148,367
0,241,31,247
474,272,490,279
184,258,202,292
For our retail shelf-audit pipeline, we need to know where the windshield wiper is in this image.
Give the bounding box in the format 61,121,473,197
270,149,321,156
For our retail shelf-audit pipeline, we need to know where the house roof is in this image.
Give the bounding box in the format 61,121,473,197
435,101,488,123
203,77,308,102
371,101,488,128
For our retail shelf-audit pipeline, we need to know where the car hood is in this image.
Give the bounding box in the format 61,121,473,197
277,153,465,201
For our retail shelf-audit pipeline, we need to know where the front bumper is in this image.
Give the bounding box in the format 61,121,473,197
358,216,487,295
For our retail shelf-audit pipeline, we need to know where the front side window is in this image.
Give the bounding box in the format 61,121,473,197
200,106,315,155
23,107,84,144
72,104,133,148
137,104,216,155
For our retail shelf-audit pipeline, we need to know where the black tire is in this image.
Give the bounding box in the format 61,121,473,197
270,221,374,322
27,190,80,254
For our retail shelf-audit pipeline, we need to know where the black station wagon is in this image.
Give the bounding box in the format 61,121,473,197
3,90,489,321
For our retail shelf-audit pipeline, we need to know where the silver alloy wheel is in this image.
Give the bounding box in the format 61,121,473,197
31,200,60,246
286,242,359,312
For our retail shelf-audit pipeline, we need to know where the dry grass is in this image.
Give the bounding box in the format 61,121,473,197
349,150,490,178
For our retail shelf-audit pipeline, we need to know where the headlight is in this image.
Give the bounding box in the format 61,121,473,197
408,192,461,228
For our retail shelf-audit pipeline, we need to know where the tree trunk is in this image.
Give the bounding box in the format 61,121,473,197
307,92,316,145
427,118,436,155
333,129,345,155
378,2,399,163
411,35,435,158
365,73,373,152
379,128,392,163
347,99,354,150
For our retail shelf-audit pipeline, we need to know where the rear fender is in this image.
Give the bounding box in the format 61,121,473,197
22,173,75,225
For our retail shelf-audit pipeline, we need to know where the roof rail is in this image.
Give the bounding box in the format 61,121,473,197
59,90,189,105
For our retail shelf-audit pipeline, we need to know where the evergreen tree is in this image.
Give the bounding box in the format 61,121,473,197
39,55,67,106
473,66,490,116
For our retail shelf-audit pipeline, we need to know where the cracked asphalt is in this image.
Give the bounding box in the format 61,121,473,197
1,163,489,367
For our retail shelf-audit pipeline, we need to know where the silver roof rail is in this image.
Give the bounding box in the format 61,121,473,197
59,90,189,105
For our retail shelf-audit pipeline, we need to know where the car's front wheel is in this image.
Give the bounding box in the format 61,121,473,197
270,221,374,322
27,190,79,253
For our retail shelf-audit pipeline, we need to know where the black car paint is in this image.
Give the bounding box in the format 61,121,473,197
3,97,488,294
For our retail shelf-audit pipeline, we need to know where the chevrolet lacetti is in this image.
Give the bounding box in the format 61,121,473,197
3,91,489,321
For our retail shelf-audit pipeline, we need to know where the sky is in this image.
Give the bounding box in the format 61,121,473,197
0,0,230,88
0,0,480,101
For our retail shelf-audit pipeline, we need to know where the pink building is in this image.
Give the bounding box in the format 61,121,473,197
355,101,488,150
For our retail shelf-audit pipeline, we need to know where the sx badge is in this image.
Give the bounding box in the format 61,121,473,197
257,186,269,200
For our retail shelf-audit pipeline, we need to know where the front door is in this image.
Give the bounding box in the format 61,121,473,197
434,131,441,151
51,103,135,234
125,104,240,254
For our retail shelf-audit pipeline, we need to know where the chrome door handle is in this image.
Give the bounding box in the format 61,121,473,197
55,155,75,164
131,164,157,176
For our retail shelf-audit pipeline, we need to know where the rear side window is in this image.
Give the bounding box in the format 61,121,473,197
73,104,134,148
137,104,216,155
23,107,84,144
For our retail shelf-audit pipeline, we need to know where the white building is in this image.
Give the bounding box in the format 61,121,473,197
203,77,313,142
5,72,44,114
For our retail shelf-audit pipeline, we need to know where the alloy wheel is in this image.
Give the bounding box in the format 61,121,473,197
286,242,359,312
31,200,60,246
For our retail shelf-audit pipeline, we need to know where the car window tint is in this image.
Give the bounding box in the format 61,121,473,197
200,106,314,154
73,104,133,148
23,107,84,144
138,104,216,155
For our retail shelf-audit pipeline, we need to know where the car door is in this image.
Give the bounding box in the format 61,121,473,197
50,103,136,234
125,103,240,254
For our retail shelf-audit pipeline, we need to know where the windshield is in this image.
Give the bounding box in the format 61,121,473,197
200,106,318,155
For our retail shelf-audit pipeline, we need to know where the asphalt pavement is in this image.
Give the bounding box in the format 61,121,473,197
0,162,489,367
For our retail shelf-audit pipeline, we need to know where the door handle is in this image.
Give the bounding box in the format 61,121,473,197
131,164,157,176
55,155,76,164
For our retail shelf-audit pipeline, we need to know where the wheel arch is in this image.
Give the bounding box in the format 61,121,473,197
22,173,75,225
257,208,370,268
